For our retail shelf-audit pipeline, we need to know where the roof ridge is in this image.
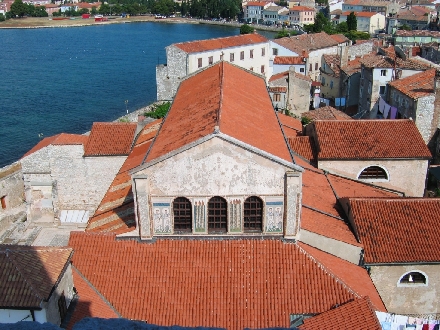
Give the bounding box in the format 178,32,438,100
217,61,225,130
297,244,362,299
5,249,45,301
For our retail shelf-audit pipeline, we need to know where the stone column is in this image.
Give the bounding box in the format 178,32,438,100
284,171,302,240
132,176,152,240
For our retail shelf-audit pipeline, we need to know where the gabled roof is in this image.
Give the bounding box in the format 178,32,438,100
84,122,137,156
342,198,440,264
22,133,88,158
388,68,435,99
0,246,73,309
299,296,382,330
246,1,273,6
273,32,348,54
142,62,293,165
290,5,314,11
341,11,378,17
301,106,352,121
288,136,317,163
173,34,268,54
322,54,341,77
68,232,385,329
311,120,432,160
360,55,431,70
273,56,307,65
87,120,161,234
278,113,303,136
269,70,289,83
395,30,440,37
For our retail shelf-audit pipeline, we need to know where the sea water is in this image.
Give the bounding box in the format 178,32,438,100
0,22,267,167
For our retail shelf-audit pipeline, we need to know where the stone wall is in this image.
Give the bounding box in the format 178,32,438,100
370,264,440,315
288,67,312,116
0,162,25,231
347,41,374,58
318,159,429,197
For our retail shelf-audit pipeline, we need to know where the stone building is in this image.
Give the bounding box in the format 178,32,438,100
340,198,440,316
304,119,432,197
156,33,270,101
339,11,386,34
20,123,136,227
0,246,74,325
0,162,25,232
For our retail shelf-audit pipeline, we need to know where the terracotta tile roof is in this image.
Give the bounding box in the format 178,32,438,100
395,30,440,37
265,5,284,11
312,120,432,160
301,106,352,121
298,243,386,312
341,11,377,17
343,198,440,263
0,246,73,308
273,32,347,55
322,54,341,77
273,56,307,65
144,62,293,164
174,34,268,54
299,296,382,330
330,34,350,44
360,55,431,70
300,207,361,247
84,122,137,156
278,113,303,133
67,267,119,329
87,121,160,234
68,232,380,329
288,136,316,163
388,68,435,99
22,133,88,158
343,0,387,6
290,5,314,11
246,1,272,6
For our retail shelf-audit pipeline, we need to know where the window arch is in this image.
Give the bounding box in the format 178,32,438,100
173,197,192,233
398,271,428,287
208,196,227,233
358,166,388,180
244,196,263,232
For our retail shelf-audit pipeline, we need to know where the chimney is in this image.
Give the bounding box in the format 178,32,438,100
340,45,349,68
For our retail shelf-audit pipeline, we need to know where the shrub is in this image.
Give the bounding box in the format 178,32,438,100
240,24,254,34
145,101,171,119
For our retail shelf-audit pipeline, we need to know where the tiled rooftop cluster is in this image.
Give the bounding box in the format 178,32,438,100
301,106,352,121
273,32,349,54
388,68,435,99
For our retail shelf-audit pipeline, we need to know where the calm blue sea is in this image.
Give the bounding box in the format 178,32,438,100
0,22,274,168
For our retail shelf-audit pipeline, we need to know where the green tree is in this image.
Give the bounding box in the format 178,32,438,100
10,0,27,18
335,21,348,33
347,11,357,31
99,3,110,15
240,24,253,34
313,12,333,33
79,8,90,14
91,7,98,15
34,6,48,17
0,13,5,21
344,30,370,41
401,23,412,30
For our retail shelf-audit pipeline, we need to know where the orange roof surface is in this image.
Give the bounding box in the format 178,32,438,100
274,56,307,65
288,136,316,163
269,70,289,82
174,34,268,54
299,297,382,330
301,106,352,121
344,198,440,264
84,122,137,156
273,32,348,55
22,133,88,158
87,120,161,234
278,113,303,133
67,267,119,329
341,11,377,17
290,5,314,11
389,68,435,99
68,232,382,329
0,246,73,308
144,62,293,164
298,243,386,311
312,120,432,160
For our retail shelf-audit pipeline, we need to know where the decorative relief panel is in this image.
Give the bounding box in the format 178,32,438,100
193,198,207,233
229,198,243,233
285,184,299,237
151,198,172,234
265,197,283,233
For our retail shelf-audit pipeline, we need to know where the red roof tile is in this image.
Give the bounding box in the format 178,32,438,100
299,297,382,330
360,55,430,70
67,267,119,329
312,120,432,160
0,246,73,308
343,198,440,263
278,113,303,132
389,68,435,99
269,70,289,82
273,32,348,55
69,232,375,329
301,106,352,121
298,243,386,311
274,56,307,65
144,62,293,164
174,34,268,54
22,133,88,158
288,136,316,163
84,122,137,156
341,11,377,17
290,5,314,11
329,34,350,44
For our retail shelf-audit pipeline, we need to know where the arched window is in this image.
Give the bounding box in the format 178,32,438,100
208,196,227,233
244,196,263,232
399,271,427,285
358,166,388,180
173,197,192,233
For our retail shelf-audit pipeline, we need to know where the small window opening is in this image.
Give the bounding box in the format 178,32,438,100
358,166,388,180
400,272,426,284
